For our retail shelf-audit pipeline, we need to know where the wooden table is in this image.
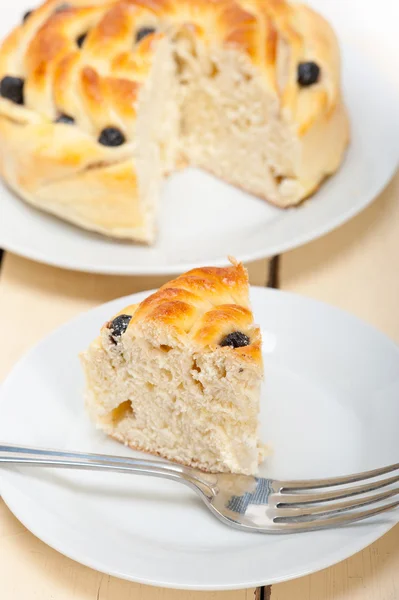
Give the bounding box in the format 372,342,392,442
0,171,398,599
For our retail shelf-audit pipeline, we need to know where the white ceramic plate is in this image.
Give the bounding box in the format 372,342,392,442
0,1,398,275
0,287,398,590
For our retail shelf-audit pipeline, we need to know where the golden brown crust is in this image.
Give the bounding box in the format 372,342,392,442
0,0,347,238
131,261,250,325
104,259,262,366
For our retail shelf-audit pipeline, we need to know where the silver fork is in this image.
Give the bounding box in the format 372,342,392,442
1,444,398,533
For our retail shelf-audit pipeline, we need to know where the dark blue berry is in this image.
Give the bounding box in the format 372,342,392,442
297,62,320,87
220,331,250,348
23,10,33,22
136,27,156,43
0,76,24,105
55,114,75,124
108,314,132,344
76,33,87,48
99,127,126,147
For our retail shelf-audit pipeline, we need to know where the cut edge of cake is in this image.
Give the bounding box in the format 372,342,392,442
0,0,349,243
80,258,266,475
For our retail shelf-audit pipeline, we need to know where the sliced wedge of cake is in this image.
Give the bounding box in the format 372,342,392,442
81,260,264,474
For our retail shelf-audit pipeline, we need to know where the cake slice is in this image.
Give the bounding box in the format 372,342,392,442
81,260,264,474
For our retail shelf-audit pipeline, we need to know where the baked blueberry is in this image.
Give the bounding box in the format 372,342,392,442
297,61,320,87
136,27,156,43
220,331,250,348
55,114,75,124
109,314,132,344
98,127,126,147
23,10,33,22
0,76,24,105
76,33,87,48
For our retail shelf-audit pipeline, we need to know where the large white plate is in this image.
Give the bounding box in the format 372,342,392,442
0,1,398,274
0,287,398,590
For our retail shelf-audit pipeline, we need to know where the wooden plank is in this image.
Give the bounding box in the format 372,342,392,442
0,253,268,600
273,172,399,600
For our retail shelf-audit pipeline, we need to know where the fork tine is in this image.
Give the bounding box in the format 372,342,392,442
273,498,399,531
274,487,399,518
276,473,399,506
276,462,399,492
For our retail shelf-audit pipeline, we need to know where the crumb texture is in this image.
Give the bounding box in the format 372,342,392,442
81,261,264,474
0,0,349,241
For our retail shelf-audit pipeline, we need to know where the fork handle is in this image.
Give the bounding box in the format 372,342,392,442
0,443,213,494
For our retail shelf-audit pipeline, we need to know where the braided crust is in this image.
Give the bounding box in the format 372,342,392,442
107,258,262,361
81,260,265,474
0,0,349,242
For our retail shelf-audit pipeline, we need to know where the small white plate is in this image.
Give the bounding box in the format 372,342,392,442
0,1,398,274
0,287,398,590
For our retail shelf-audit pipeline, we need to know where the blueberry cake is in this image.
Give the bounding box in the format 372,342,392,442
0,0,349,243
81,259,265,474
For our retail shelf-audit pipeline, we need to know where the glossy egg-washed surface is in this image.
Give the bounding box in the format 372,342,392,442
0,0,343,242
104,261,262,365
0,0,339,141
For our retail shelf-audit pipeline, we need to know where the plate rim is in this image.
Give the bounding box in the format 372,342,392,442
0,286,398,590
1,158,397,276
0,473,398,591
